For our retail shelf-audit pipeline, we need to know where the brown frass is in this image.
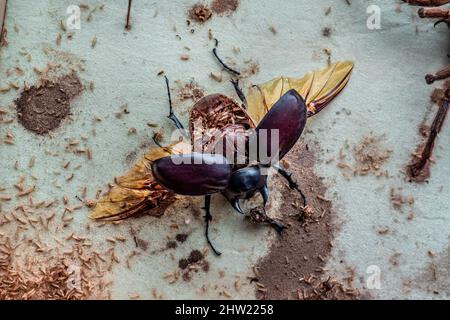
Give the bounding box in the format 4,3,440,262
15,73,83,135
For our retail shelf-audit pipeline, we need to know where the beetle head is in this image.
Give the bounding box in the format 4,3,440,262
222,165,269,214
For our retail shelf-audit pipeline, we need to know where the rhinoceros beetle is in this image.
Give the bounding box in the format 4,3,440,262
91,41,354,255
152,78,307,254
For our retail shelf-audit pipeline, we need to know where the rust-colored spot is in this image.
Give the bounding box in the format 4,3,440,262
188,3,212,23
211,0,239,16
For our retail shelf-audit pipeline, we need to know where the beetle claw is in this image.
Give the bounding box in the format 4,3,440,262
229,198,244,214
247,207,287,234
270,220,287,235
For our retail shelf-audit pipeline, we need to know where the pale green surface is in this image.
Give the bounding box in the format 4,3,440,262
1,0,450,299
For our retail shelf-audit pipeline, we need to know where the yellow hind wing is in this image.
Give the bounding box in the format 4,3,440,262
90,141,191,221
247,61,354,124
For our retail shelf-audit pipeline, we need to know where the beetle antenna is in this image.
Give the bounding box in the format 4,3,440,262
164,76,187,133
164,76,174,115
213,38,241,76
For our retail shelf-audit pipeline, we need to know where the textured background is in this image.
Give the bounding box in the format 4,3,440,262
0,0,449,299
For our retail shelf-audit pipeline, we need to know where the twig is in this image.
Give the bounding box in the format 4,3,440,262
419,7,450,19
408,99,449,177
125,0,132,30
0,0,7,46
426,65,450,84
403,0,450,6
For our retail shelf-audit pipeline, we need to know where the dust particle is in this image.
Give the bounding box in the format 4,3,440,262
134,237,149,251
353,135,392,176
178,80,205,102
188,3,212,23
414,247,450,297
175,233,189,243
322,27,332,37
177,250,209,281
178,259,190,270
338,135,392,178
188,250,204,263
166,241,177,249
15,73,83,135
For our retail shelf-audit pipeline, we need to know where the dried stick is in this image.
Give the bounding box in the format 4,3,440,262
426,65,450,84
0,0,7,46
418,7,450,19
408,99,449,178
403,0,450,6
125,0,132,30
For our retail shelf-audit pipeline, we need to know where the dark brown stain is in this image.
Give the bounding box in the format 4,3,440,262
166,241,178,249
178,249,209,281
134,237,149,251
211,0,239,16
15,73,83,135
176,233,189,243
254,142,359,300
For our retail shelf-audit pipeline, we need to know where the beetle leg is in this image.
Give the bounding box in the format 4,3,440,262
203,195,222,256
259,185,269,206
248,207,286,234
152,134,163,148
212,38,241,76
274,164,307,207
231,78,248,107
164,76,186,131
434,19,450,28
212,39,248,106
269,219,287,234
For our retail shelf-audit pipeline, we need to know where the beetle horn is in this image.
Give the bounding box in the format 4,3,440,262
259,185,269,206
229,198,244,214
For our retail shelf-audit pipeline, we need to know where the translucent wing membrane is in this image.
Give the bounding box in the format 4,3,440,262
247,61,354,124
89,141,191,220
